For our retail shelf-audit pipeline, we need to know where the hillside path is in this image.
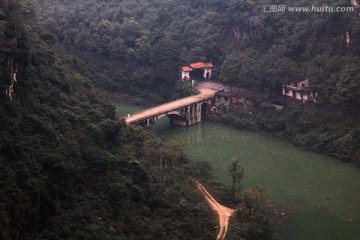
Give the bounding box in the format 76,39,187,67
195,181,235,240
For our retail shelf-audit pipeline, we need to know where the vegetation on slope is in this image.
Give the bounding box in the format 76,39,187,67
3,0,359,238
1,1,273,239
0,1,219,239
31,0,225,101
216,0,360,164
30,0,360,163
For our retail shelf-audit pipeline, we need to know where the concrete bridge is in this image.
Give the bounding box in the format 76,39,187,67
125,86,218,127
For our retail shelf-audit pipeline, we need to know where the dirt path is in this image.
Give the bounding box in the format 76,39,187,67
195,181,235,240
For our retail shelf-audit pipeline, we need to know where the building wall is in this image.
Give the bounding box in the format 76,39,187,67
286,89,294,98
203,68,212,79
182,71,190,80
283,89,314,102
282,79,317,102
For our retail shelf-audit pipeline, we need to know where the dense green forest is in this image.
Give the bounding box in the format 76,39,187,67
1,0,360,239
0,0,274,239
29,0,360,164
1,0,209,238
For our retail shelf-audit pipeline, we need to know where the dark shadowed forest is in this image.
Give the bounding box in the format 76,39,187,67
1,0,359,239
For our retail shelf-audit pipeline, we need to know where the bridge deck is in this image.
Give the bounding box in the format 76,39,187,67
125,86,217,124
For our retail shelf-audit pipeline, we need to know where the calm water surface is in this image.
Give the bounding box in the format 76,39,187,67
115,100,360,240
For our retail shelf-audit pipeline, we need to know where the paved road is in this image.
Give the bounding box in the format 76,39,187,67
196,81,230,91
197,81,250,94
198,80,284,102
125,86,217,124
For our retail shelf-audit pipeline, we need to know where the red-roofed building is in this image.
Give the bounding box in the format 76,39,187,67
190,62,214,69
182,66,191,72
181,66,191,80
181,62,213,81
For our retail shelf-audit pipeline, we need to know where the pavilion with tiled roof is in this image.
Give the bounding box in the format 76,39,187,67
181,62,213,81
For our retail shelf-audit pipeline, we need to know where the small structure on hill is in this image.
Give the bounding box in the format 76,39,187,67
182,62,213,81
213,90,255,114
282,79,317,102
214,91,237,109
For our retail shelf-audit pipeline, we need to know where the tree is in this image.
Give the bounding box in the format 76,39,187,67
243,186,265,220
330,61,360,108
152,35,181,85
227,158,244,198
220,53,241,92
229,185,271,239
134,36,152,63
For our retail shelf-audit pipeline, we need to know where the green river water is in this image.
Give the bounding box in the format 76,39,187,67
114,100,360,240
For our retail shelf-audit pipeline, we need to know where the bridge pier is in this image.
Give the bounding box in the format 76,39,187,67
168,102,208,127
169,113,188,127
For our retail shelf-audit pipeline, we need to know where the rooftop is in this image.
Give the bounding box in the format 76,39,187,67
190,62,213,69
182,66,191,71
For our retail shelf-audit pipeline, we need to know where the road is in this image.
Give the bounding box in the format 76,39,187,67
196,80,246,93
196,181,235,240
197,80,257,96
125,86,217,124
195,81,230,91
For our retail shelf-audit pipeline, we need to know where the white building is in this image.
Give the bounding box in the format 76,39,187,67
283,79,317,102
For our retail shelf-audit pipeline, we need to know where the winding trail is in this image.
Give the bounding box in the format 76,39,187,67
195,181,235,240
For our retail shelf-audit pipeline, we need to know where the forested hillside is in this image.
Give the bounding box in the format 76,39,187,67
1,0,359,238
31,0,228,102
0,1,222,239
30,0,359,100
30,0,360,163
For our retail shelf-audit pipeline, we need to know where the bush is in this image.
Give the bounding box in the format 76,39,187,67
235,118,249,129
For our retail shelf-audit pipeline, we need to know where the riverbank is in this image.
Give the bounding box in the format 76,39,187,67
197,80,359,166
206,103,360,167
112,98,360,240
108,88,359,167
99,88,149,106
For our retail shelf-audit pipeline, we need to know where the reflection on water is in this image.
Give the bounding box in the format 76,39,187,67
114,100,360,240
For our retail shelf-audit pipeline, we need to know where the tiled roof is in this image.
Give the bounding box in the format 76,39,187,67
182,66,191,71
190,62,213,69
